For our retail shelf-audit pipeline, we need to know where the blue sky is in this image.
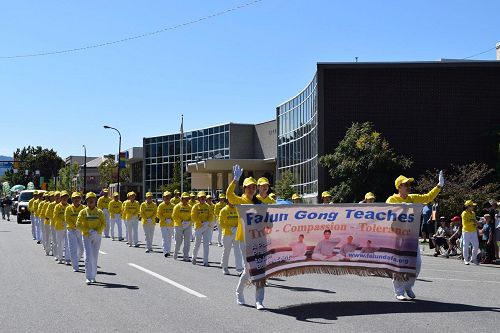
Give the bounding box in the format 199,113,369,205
1,0,498,159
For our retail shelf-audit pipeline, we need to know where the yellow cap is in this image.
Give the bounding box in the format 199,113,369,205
174,190,180,194
103,189,109,193
190,193,196,197
53,191,60,196
71,192,82,199
129,191,136,197
197,191,207,198
464,200,477,207
364,192,376,200
86,192,97,199
163,191,171,197
146,192,153,198
33,190,39,195
219,194,226,199
206,195,212,199
44,192,50,197
243,177,257,187
113,192,119,197
395,175,414,189
181,192,190,198
292,193,301,200
257,177,270,186
60,191,69,197
321,191,332,198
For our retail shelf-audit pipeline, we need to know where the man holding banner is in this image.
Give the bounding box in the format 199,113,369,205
386,171,444,300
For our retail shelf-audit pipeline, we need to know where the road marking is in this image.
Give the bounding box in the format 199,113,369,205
128,263,207,298
99,250,108,255
424,268,500,276
419,276,500,284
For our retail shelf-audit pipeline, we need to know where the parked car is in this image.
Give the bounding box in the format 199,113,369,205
16,190,38,223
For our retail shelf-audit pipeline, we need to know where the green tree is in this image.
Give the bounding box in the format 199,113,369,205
160,161,190,193
319,122,413,203
3,146,64,188
98,155,130,188
57,163,81,192
415,163,500,219
274,170,296,200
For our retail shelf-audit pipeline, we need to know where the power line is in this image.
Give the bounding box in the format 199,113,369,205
462,46,497,60
0,0,264,59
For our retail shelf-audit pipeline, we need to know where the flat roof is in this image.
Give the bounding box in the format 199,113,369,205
187,158,276,173
317,60,500,68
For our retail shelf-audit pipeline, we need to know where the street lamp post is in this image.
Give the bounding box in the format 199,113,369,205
82,145,87,193
103,125,122,198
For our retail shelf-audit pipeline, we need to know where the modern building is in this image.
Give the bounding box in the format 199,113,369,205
277,61,500,201
143,121,276,198
109,147,144,199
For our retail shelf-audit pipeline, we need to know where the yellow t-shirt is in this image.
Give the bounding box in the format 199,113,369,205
157,202,174,227
76,207,106,237
140,201,157,224
53,202,69,231
122,200,140,220
65,204,86,230
97,196,112,210
461,210,477,233
108,200,123,218
219,205,239,236
226,180,254,242
172,202,192,227
191,202,213,229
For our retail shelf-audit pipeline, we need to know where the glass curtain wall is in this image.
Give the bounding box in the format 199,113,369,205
144,124,230,197
277,74,318,198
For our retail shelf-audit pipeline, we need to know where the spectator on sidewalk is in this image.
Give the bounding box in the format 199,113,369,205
480,214,495,264
421,203,433,243
433,217,451,257
2,196,13,221
447,216,462,256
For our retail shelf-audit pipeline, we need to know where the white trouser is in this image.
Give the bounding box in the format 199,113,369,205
192,224,211,264
55,229,66,261
83,232,102,280
51,226,57,256
43,223,51,255
208,221,216,244
462,231,479,263
221,233,243,270
102,209,110,237
393,248,421,296
35,216,43,241
126,217,139,245
67,229,84,271
30,214,36,239
236,241,265,304
143,219,155,251
161,226,174,254
174,224,192,260
110,214,123,239
217,221,223,244
64,232,70,262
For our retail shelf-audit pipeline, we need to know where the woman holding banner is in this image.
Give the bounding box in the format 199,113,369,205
226,165,266,310
386,171,444,300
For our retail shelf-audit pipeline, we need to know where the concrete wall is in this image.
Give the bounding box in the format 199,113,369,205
229,124,255,159
253,120,277,159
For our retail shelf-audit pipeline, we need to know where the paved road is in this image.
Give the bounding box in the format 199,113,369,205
0,220,499,332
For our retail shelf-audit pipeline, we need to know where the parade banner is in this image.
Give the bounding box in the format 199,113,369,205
238,203,422,285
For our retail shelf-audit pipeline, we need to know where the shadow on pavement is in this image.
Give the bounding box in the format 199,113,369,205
266,283,336,294
93,282,139,290
267,300,500,323
97,271,117,276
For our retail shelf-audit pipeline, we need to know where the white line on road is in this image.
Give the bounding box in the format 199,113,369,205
128,263,207,298
424,268,500,276
99,250,107,255
419,276,500,284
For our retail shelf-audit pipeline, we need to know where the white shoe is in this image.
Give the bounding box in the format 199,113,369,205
173,253,178,260
91,279,96,283
464,261,470,265
396,295,407,301
86,279,91,285
256,302,265,310
191,258,197,265
73,269,79,272
145,250,150,253
223,269,230,275
406,289,416,299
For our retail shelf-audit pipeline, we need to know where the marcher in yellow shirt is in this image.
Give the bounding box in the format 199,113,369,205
53,191,70,264
97,189,112,238
461,200,479,265
28,191,38,241
386,171,444,301
170,190,181,205
292,193,302,204
157,191,175,257
172,192,192,261
108,192,123,241
214,194,227,247
226,165,264,310
45,192,60,258
40,193,52,255
140,192,157,253
123,192,140,247
219,202,243,275
206,195,216,245
65,192,85,272
191,191,213,266
77,192,106,285
256,177,277,204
